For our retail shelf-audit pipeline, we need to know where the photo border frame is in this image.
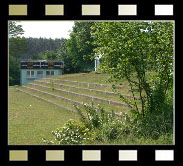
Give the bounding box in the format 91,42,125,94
0,0,181,166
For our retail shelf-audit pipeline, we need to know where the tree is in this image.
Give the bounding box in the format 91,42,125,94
44,50,57,60
57,39,74,73
66,22,95,72
30,52,44,60
9,21,24,38
22,37,65,59
9,21,27,85
9,37,27,62
91,22,174,115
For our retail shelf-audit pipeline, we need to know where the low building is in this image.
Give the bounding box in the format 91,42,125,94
20,60,64,85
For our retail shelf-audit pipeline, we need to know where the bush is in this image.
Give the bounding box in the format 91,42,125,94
43,120,94,145
43,103,129,144
126,89,173,140
43,99,173,144
74,103,130,143
131,110,173,140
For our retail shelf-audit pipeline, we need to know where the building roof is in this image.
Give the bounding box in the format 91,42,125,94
20,60,64,69
20,60,64,63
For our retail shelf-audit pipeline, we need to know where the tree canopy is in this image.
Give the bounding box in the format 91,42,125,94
9,21,27,85
66,22,95,72
91,21,174,115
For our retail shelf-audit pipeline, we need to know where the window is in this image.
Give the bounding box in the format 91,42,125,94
46,71,54,76
46,71,50,76
26,70,34,78
51,71,54,76
37,71,43,77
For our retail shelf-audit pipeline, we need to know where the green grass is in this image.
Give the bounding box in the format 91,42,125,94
54,72,129,86
8,86,79,145
93,134,174,145
9,72,167,145
35,81,133,102
25,83,131,114
47,72,140,97
19,86,79,111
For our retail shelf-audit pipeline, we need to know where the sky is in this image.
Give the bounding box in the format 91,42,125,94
17,21,75,39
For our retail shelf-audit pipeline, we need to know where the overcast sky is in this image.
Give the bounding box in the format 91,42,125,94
17,21,75,39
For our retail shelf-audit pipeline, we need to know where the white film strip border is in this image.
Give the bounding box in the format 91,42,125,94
8,149,175,161
155,150,174,161
8,4,174,16
155,5,174,16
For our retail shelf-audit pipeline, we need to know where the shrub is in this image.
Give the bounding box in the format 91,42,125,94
43,103,129,144
43,99,173,144
43,120,94,145
74,103,126,142
125,89,173,140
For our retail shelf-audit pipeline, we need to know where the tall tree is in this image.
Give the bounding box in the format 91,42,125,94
66,22,95,72
44,50,57,60
9,21,27,85
91,21,174,115
57,39,73,73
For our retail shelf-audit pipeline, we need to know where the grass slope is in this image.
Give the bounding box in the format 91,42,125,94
8,87,79,145
9,72,171,145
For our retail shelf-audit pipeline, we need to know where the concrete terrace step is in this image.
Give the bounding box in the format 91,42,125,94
24,84,130,114
35,80,139,100
17,87,121,117
22,85,84,107
41,78,125,90
28,82,132,108
16,88,76,113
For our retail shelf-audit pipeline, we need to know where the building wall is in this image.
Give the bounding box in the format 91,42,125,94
20,69,62,85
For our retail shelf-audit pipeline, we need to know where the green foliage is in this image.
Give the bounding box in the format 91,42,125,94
45,103,130,144
44,50,57,60
44,100,173,144
9,21,24,38
135,110,173,140
31,50,58,60
9,37,28,61
122,88,173,140
43,120,93,144
57,39,74,73
9,21,27,85
91,21,174,116
30,52,44,60
9,56,20,85
23,37,65,60
66,22,95,72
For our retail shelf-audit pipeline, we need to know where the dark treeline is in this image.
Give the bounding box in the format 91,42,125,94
21,37,65,59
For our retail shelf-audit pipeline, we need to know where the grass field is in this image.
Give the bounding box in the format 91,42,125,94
9,72,132,145
8,72,173,145
8,86,79,145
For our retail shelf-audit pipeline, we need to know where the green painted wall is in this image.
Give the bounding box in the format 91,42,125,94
20,69,63,85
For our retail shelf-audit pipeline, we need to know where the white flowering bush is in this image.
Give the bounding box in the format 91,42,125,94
43,103,131,144
43,120,94,145
74,103,131,142
43,99,173,144
50,120,94,144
